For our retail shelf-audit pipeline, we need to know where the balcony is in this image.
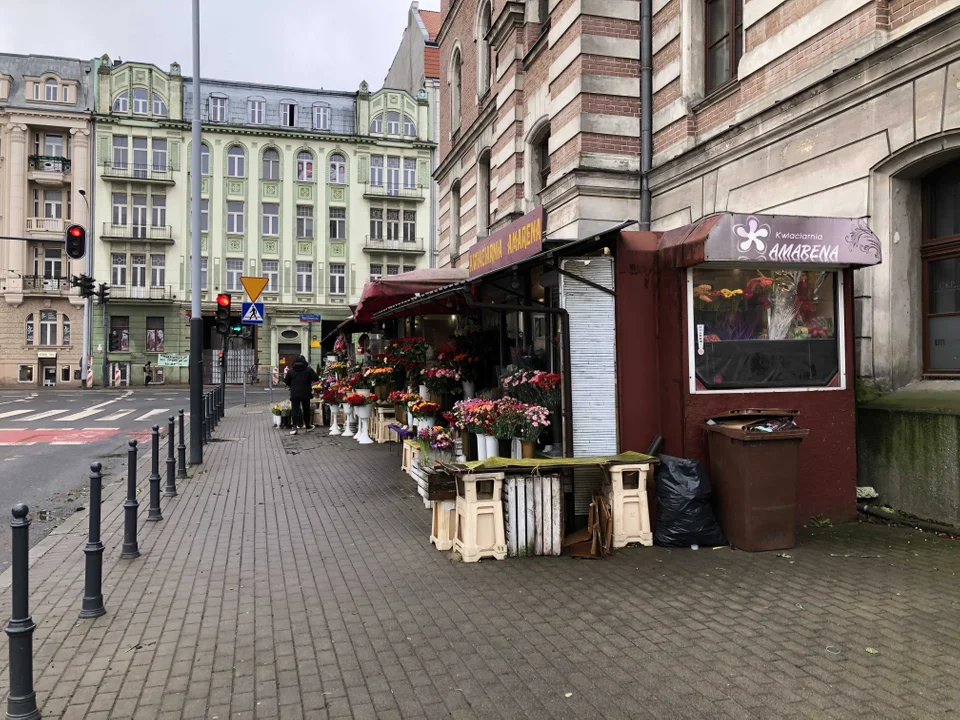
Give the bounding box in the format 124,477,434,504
25,217,65,235
362,183,425,201
101,223,173,243
27,156,71,186
109,285,173,301
22,275,73,294
363,236,425,254
101,162,175,184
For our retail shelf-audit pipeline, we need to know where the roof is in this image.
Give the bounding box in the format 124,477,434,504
419,10,442,40
424,47,441,80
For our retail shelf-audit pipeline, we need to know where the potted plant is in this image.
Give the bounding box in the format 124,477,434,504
364,366,394,401
417,426,455,465
271,403,284,427
409,400,441,432
515,403,550,458
424,366,462,399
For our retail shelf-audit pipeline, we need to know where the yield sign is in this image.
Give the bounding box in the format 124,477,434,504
240,276,269,303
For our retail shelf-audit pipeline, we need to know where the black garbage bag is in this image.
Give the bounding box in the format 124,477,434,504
653,454,728,547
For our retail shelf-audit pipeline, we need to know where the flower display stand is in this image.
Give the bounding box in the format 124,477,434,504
604,463,654,548
374,407,396,444
328,404,342,436
401,439,420,476
454,472,507,563
503,474,562,557
431,500,457,550
341,404,355,438
355,405,374,444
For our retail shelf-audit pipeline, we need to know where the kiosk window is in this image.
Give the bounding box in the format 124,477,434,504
691,268,839,389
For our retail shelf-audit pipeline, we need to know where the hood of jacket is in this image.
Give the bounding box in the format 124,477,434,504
292,357,309,371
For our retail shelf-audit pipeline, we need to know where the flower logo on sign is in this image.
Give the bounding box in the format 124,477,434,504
734,216,771,254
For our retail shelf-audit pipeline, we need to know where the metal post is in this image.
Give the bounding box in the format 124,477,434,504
101,297,110,388
201,394,207,444
213,388,219,428
6,504,40,720
79,463,106,619
147,425,162,521
178,409,188,479
205,394,212,442
165,416,177,497
243,367,247,408
189,0,204,465
121,440,140,559
220,384,225,418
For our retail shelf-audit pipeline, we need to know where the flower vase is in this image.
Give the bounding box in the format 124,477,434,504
272,415,281,428
357,388,372,397
462,380,476,399
520,440,536,459
328,404,342,436
475,433,488,461
418,384,430,401
375,385,388,402
415,415,436,432
355,405,373,444
341,403,355,437
484,435,500,459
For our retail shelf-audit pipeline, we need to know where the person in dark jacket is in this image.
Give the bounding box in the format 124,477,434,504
284,355,319,435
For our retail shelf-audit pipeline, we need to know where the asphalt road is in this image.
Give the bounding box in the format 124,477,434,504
0,385,274,571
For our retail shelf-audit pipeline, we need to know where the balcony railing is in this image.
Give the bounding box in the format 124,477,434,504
108,285,173,300
28,155,71,173
101,223,173,242
363,183,425,201
26,217,65,233
22,275,72,293
364,236,425,253
101,162,174,183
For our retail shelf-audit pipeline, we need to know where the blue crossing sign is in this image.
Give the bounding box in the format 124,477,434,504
241,302,264,325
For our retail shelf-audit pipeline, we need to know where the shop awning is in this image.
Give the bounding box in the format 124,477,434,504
353,268,468,323
658,213,882,268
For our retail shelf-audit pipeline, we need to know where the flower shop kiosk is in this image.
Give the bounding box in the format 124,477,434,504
616,213,883,522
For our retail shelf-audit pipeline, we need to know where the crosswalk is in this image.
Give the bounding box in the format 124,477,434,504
0,407,170,423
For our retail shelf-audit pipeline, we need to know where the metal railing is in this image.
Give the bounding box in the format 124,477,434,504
108,284,172,300
22,275,72,292
364,236,425,253
26,217,65,233
363,183,425,200
101,223,173,241
28,155,71,173
101,162,174,182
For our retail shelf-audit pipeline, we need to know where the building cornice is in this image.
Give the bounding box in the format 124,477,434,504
490,2,527,52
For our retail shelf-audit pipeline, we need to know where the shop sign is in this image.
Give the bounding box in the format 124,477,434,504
707,214,882,266
158,353,190,367
37,351,57,359
468,206,544,278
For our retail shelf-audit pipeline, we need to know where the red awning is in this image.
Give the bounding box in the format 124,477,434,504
352,268,469,323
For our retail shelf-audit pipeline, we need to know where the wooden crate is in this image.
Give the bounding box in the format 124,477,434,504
503,475,562,557
410,462,457,508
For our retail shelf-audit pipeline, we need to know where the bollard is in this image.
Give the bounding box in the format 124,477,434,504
165,416,178,497
220,385,225,418
121,440,140,559
147,425,162,522
201,394,208,445
80,463,106,619
213,389,219,428
207,394,213,440
204,394,212,442
6,504,40,720
177,409,188,479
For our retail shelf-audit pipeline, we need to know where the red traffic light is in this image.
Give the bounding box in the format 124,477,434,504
216,293,231,308
68,226,83,238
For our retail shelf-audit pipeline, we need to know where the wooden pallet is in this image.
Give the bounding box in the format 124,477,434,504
503,475,562,557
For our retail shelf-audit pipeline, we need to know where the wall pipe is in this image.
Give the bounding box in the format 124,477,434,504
639,0,653,231
858,504,960,536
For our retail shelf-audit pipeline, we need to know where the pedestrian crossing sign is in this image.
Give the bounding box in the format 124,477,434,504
241,302,265,325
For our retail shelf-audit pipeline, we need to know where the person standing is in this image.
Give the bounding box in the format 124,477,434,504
284,355,319,435
143,360,153,387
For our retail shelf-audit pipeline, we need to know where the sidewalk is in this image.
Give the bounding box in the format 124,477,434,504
1,406,959,719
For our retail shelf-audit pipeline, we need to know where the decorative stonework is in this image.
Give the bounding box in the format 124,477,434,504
227,180,244,196
134,69,147,83
330,243,345,257
297,241,312,256
227,237,243,253
200,177,210,195
201,236,209,252
262,181,279,198
297,184,313,200
331,187,345,202
262,239,279,254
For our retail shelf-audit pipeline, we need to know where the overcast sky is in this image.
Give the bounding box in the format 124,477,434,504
0,0,441,90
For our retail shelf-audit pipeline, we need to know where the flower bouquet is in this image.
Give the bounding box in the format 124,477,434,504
328,361,350,379
409,400,441,431
364,366,395,401
515,403,550,456
501,370,561,407
423,366,462,396
417,426,456,465
346,392,376,407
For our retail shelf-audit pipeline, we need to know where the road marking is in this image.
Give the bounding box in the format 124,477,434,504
97,409,135,422
14,409,69,421
0,410,33,420
133,409,169,422
56,398,122,421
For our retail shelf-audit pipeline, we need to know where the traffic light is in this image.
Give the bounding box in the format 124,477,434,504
230,321,243,336
215,293,231,334
218,351,225,368
97,283,110,305
65,224,86,260
81,275,96,298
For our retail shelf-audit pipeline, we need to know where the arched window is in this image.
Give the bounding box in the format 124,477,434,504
152,94,168,116
297,151,314,182
451,49,462,129
39,310,57,346
478,1,492,95
477,150,491,238
62,315,71,346
386,112,400,134
922,161,960,373
530,124,551,202
450,182,462,258
370,114,383,134
132,88,148,114
25,314,34,346
200,143,210,175
113,91,129,113
44,78,58,101
262,148,280,180
227,145,245,178
403,115,416,137
329,153,346,184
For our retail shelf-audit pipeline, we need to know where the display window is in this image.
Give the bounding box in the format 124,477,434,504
689,267,842,391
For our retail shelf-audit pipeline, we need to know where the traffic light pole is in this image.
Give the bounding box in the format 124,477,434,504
220,332,227,406
189,0,204,465
101,293,109,388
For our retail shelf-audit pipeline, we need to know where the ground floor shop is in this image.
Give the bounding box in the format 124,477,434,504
0,295,83,387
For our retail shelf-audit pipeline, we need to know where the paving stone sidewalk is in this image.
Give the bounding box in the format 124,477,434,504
1,405,959,719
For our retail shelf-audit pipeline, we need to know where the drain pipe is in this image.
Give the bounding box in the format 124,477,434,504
639,0,653,231
858,504,960,536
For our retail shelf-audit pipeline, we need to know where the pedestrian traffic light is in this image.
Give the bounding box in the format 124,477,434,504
81,275,95,298
97,283,110,304
230,321,243,336
65,224,86,260
215,293,231,334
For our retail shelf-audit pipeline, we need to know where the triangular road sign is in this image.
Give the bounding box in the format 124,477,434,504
240,276,269,303
241,303,264,324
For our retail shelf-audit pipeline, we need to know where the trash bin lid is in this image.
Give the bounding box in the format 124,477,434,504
705,408,808,440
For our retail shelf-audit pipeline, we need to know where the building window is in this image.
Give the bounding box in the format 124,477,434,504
403,265,416,273
538,129,551,195
63,85,72,102
226,259,243,291
296,262,313,293
370,155,384,186
923,162,960,373
200,199,209,232
62,315,71,346
210,96,227,122
18,365,34,383
39,309,57,346
370,264,382,281
330,207,346,239
151,255,166,287
262,148,279,180
111,253,127,285
248,99,265,124
296,151,313,182
314,104,331,130
403,158,417,189
262,260,279,292
450,183,461,257
329,153,346,184
112,193,127,226
132,195,148,237
44,79,58,101
387,265,400,276
403,210,416,242
477,151,491,237
113,91,128,113
262,203,279,236
451,49,462,129
43,247,62,280
132,137,148,178
329,263,346,295
44,133,64,157
200,257,208,290
403,115,416,136
113,135,129,169
387,210,400,241
152,139,168,171
152,195,166,227
370,114,383,134
110,316,130,352
387,157,401,196
43,190,62,219
370,209,383,239
153,94,168,116
228,146,245,177
25,314,34,346
227,202,245,234
131,254,147,287
296,205,314,238
386,111,400,135
705,0,744,94
280,101,297,127
539,0,550,28
61,365,71,382
200,143,210,175
478,1,492,95
133,88,148,114
146,317,165,352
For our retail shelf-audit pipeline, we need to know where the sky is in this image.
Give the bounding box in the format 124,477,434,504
0,0,441,91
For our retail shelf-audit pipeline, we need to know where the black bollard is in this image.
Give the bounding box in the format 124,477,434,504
177,409,188,479
121,440,140,559
6,504,40,720
165,416,178,497
80,463,106,619
220,385,225,418
206,394,213,441
212,390,218,429
201,394,208,445
147,425,162,522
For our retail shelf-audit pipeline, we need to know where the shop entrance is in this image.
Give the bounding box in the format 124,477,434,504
278,343,302,374
110,362,130,387
41,364,56,387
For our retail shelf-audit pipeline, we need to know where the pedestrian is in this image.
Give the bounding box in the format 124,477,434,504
284,355,319,435
143,360,153,387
